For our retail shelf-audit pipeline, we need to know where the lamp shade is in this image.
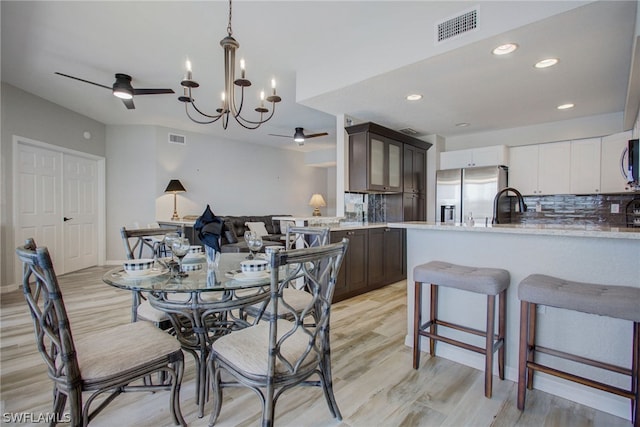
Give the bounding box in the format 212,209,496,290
165,179,186,193
308,194,326,208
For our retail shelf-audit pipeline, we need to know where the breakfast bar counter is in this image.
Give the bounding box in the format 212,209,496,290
388,221,639,421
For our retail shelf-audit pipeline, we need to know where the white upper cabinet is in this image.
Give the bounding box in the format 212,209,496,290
509,142,571,195
509,145,539,195
601,130,634,193
570,138,601,194
440,145,509,170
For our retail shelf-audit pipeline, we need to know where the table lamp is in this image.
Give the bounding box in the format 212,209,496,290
165,179,186,220
309,193,326,217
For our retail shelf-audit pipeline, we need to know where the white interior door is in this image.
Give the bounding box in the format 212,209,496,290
63,154,98,271
14,138,101,281
15,143,64,268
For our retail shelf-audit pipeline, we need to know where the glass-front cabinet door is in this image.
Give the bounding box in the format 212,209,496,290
370,137,385,188
368,134,403,192
387,141,402,190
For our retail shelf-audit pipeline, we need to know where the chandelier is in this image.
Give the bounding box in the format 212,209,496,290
178,0,281,129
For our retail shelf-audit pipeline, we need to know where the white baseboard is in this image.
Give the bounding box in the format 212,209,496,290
404,334,631,421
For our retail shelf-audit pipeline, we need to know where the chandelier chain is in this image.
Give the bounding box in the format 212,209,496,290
227,0,233,36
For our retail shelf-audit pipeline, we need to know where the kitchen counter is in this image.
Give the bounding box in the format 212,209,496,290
273,216,390,232
395,221,639,422
389,221,640,240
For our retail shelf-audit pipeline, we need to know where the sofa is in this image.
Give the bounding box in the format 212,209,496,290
219,215,292,253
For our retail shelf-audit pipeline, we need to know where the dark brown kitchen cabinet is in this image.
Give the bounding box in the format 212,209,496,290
403,144,426,194
348,131,403,193
331,227,406,302
331,229,368,301
367,227,406,287
403,192,426,222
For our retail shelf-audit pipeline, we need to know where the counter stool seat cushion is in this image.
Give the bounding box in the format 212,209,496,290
518,274,640,322
414,261,509,295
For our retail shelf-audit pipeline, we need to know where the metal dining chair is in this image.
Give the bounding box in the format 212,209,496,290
243,226,331,323
208,238,349,427
16,238,186,427
120,225,183,323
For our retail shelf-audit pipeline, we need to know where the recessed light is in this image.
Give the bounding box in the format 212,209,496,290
535,58,559,69
455,122,470,127
492,43,518,56
557,103,574,110
406,94,423,101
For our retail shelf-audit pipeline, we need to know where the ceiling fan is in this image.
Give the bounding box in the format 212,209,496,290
269,127,329,146
54,72,174,110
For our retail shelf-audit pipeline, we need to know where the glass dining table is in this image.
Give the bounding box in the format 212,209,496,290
102,252,272,417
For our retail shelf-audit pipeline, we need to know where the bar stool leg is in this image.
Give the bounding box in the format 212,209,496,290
498,289,506,380
527,302,537,390
485,294,496,398
517,300,529,410
430,284,438,356
632,322,639,427
413,281,422,369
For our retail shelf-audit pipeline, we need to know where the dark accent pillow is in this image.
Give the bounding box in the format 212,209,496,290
224,221,238,243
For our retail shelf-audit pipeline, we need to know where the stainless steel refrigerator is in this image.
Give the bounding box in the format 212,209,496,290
436,166,508,225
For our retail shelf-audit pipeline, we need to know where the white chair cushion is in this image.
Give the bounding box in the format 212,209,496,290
73,322,181,382
137,300,170,322
213,319,317,376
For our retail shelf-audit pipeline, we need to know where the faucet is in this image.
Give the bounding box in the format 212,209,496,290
492,187,527,224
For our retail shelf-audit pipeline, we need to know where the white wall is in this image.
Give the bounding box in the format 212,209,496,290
105,124,329,262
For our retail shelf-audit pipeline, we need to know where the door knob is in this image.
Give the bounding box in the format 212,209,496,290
63,217,73,222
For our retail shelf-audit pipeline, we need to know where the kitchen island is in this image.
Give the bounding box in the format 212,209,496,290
388,221,639,421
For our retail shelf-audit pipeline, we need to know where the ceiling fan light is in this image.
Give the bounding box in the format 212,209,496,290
113,88,133,99
293,128,305,143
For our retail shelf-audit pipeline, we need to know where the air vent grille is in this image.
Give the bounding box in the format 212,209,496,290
399,128,419,136
168,133,186,145
437,9,477,42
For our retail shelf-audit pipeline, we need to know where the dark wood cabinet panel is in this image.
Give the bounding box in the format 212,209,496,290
403,145,426,194
331,229,368,301
332,227,405,302
348,132,403,193
403,192,426,221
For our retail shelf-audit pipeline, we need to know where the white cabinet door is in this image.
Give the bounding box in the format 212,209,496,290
601,131,633,193
440,149,472,169
440,145,509,169
538,141,571,195
473,145,509,167
570,138,601,194
509,145,539,195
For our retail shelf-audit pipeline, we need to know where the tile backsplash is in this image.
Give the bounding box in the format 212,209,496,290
344,193,389,223
518,193,640,227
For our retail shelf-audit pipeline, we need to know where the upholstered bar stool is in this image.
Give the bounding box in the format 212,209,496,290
517,274,640,426
413,261,510,398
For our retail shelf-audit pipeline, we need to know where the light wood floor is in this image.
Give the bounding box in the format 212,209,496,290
1,266,632,427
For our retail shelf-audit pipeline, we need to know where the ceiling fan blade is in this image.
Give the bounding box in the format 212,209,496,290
122,98,135,110
268,134,293,138
55,72,111,90
132,88,175,96
304,132,329,139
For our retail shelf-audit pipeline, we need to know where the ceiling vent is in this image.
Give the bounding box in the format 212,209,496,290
399,128,419,136
437,8,478,43
168,133,186,145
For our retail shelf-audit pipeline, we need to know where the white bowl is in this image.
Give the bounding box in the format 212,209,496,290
240,259,269,276
123,259,154,276
188,245,203,254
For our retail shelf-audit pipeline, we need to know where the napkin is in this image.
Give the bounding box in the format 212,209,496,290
194,204,223,252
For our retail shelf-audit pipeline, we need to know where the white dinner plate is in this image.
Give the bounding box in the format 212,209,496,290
121,268,168,279
232,271,270,282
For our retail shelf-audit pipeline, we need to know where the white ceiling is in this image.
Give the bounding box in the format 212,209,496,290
2,1,639,153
